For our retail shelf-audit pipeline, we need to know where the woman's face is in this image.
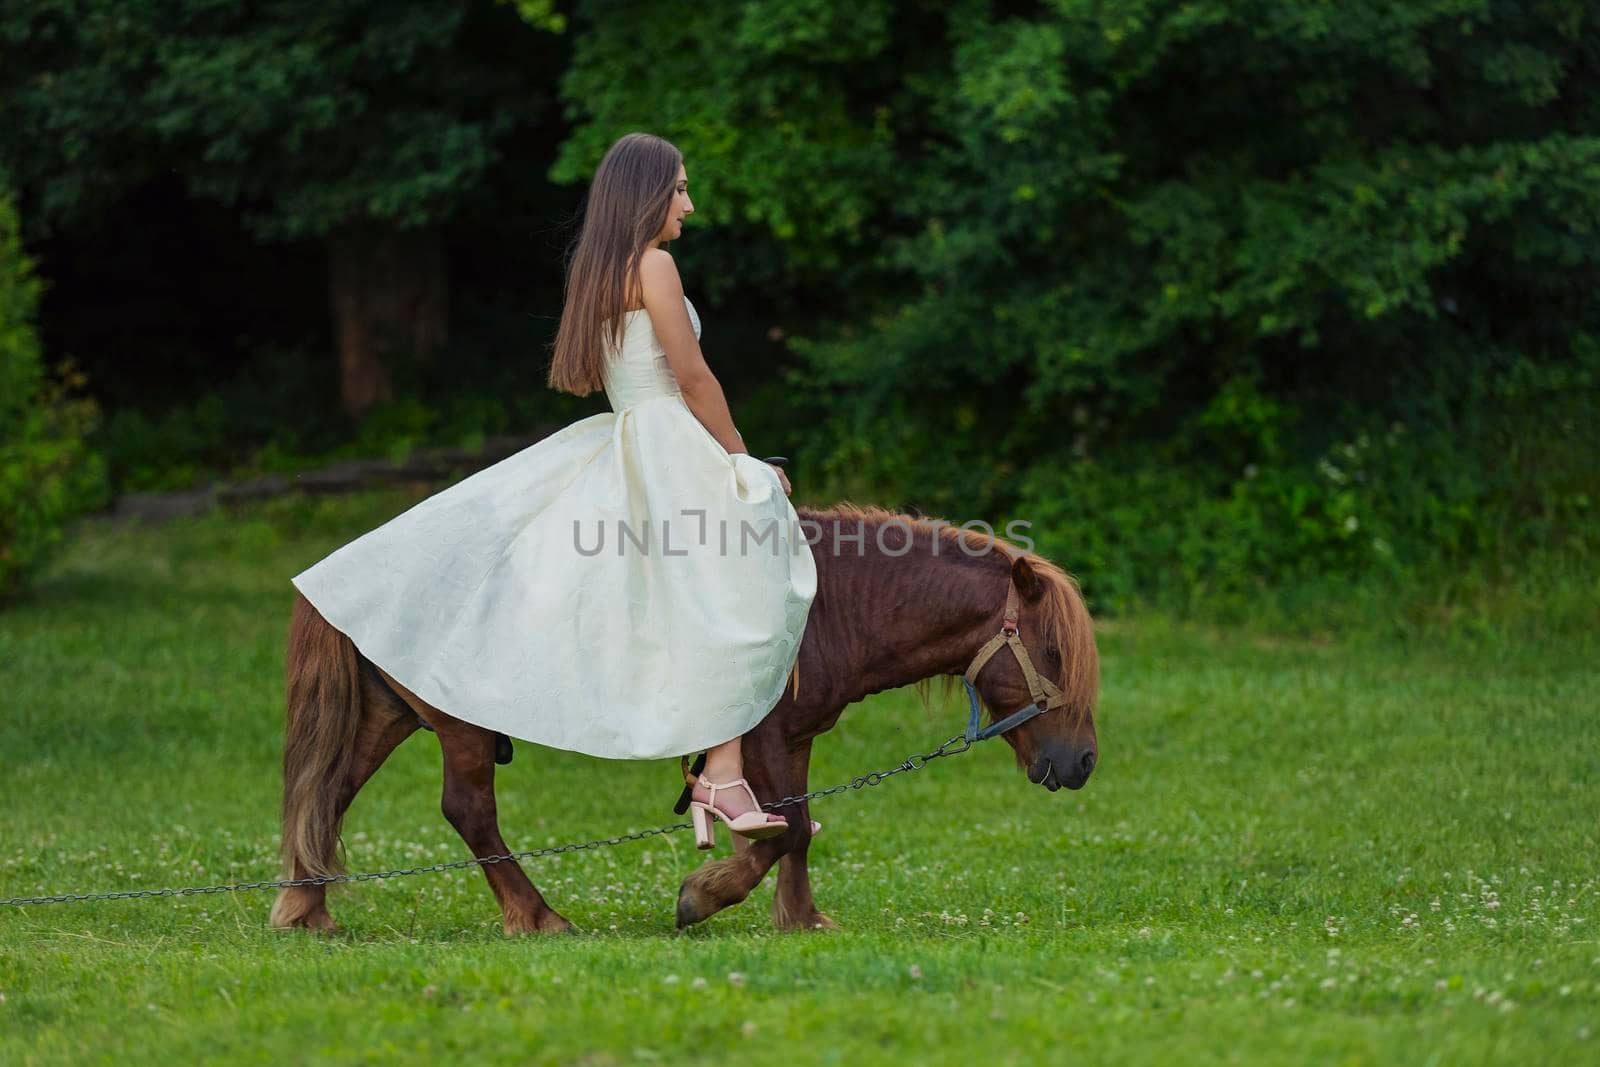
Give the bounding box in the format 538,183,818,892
655,164,693,244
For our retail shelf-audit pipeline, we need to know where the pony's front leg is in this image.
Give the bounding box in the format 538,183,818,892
674,722,798,930
674,835,790,930
770,739,837,931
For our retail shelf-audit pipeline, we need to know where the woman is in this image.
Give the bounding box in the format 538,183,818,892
290,132,816,847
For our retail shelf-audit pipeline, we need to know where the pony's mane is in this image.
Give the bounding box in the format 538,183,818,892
795,501,1099,727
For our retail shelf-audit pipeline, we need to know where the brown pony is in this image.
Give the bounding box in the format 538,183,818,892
268,502,1099,934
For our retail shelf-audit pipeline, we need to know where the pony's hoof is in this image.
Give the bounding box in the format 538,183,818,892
504,909,576,936
675,883,713,930
772,899,840,932
541,913,578,935
674,856,751,930
268,890,341,933
272,912,341,935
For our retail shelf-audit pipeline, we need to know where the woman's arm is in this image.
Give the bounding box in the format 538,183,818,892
638,248,746,456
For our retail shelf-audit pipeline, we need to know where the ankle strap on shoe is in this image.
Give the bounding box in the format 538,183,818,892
696,775,758,809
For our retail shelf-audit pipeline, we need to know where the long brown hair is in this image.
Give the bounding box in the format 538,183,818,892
546,132,683,396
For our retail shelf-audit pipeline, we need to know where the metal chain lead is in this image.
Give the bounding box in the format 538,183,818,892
0,733,974,909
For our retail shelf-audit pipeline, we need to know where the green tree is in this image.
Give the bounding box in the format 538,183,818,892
1,0,566,420
0,190,107,602
551,0,1600,598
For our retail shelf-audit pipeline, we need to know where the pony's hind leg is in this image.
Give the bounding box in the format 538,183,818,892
271,595,421,933
430,714,574,935
365,664,570,935
269,700,418,931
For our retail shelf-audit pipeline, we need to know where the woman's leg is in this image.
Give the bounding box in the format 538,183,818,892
695,734,786,825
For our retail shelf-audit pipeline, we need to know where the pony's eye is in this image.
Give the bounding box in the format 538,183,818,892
1044,645,1061,663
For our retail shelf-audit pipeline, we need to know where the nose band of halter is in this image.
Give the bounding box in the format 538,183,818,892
960,575,1069,743
962,677,1051,742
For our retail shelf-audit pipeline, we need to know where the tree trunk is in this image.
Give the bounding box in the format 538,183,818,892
328,225,449,421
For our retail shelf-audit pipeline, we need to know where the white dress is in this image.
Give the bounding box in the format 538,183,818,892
290,294,817,760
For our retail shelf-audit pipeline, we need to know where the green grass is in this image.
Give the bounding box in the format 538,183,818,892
2,488,1597,1064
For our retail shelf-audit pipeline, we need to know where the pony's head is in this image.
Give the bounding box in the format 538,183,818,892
912,524,1100,792
982,551,1099,790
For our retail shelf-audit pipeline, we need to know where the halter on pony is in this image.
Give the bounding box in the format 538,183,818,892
960,571,1071,742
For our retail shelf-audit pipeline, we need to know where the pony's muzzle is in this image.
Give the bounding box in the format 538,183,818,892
1030,744,1096,791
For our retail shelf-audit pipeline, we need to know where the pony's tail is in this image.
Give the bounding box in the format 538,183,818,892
274,592,364,886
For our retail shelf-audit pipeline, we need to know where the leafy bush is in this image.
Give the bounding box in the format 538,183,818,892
0,193,108,602
1007,351,1599,620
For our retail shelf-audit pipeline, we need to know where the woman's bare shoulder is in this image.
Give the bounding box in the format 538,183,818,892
638,247,680,293
624,248,678,310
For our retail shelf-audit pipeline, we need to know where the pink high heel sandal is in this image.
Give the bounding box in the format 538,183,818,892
689,775,789,849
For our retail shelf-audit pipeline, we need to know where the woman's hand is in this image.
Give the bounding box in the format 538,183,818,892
770,464,792,495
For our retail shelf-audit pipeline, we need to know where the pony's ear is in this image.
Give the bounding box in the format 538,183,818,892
1011,554,1046,602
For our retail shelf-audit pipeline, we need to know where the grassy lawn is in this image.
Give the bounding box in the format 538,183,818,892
2,488,1596,1064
